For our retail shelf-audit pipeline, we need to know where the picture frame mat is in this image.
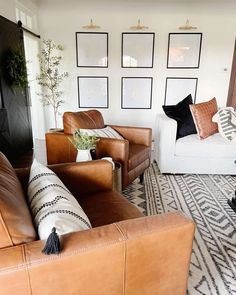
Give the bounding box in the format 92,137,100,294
164,77,198,105
78,76,108,108
167,33,202,68
122,33,155,68
76,32,108,67
122,77,153,109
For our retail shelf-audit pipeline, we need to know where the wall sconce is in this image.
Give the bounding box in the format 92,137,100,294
82,19,100,29
130,19,149,30
179,20,197,30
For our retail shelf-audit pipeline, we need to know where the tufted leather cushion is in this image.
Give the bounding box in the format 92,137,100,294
63,110,105,134
0,153,36,248
190,97,218,139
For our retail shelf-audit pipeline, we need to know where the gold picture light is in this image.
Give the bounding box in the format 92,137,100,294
179,19,197,30
130,19,149,30
82,19,100,29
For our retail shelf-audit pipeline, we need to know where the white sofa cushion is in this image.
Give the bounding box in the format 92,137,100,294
175,132,236,158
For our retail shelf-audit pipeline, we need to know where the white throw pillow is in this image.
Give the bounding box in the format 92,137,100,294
80,126,124,140
212,107,236,142
28,159,91,240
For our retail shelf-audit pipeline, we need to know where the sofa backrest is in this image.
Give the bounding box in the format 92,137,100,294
63,110,105,134
0,153,36,248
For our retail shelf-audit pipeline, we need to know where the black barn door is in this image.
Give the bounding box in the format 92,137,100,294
0,15,33,163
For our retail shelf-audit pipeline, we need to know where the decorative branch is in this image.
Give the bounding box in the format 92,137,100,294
37,39,68,129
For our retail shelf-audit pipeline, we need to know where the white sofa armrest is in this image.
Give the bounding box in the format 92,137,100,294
155,114,177,173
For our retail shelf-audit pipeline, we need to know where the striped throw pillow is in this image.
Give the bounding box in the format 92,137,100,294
213,107,236,142
28,159,91,240
80,126,124,140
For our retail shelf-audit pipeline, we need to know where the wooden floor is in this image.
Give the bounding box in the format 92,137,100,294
11,149,34,168
11,139,47,168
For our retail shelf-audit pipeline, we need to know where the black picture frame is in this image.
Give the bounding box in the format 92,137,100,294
164,77,198,105
77,76,109,108
121,77,153,109
121,32,155,68
76,32,108,68
167,33,202,69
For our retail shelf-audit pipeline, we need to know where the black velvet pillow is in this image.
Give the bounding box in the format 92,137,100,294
162,94,197,139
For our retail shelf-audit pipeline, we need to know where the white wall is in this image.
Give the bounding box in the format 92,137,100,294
35,0,236,131
0,0,15,21
0,0,38,22
0,0,46,140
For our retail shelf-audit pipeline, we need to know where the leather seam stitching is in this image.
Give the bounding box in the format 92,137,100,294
0,238,125,274
0,212,14,246
115,223,127,295
22,245,33,295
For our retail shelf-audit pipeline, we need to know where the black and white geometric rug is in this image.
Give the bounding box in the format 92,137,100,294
123,162,236,295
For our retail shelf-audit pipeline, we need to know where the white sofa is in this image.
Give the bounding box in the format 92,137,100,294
155,114,236,175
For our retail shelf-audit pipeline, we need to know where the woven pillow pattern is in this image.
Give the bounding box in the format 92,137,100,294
80,126,124,139
190,97,218,139
213,107,236,142
28,159,91,240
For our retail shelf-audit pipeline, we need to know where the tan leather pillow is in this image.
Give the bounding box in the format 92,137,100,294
190,97,218,139
0,153,36,248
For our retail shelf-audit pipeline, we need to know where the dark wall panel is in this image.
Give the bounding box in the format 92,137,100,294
0,15,33,162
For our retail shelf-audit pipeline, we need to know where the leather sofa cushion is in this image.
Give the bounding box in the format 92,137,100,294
63,110,105,134
0,153,36,248
128,144,151,171
78,190,143,227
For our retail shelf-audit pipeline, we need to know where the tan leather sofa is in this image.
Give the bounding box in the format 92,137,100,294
0,152,195,294
45,110,152,189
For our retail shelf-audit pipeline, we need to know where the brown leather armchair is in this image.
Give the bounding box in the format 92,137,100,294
46,110,152,189
0,152,195,294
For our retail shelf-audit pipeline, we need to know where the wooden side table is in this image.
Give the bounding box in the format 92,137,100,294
113,162,122,193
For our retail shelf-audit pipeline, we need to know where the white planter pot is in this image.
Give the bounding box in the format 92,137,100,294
76,149,92,162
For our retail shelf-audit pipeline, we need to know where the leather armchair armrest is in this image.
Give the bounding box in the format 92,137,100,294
15,160,113,197
45,132,76,165
96,137,129,163
0,212,195,294
109,125,152,146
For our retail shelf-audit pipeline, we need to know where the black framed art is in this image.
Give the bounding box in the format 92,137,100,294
164,77,198,105
167,33,202,69
76,32,108,67
122,33,155,68
78,76,109,108
121,77,153,109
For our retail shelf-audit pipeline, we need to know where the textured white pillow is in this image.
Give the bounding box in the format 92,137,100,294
28,159,91,240
212,107,236,142
80,126,124,140
212,107,234,123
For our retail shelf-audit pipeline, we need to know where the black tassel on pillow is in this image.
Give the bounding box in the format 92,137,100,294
42,227,61,255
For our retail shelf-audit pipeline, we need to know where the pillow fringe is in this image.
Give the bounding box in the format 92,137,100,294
42,227,61,255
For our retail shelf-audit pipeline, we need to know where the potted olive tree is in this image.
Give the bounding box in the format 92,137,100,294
37,39,68,131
